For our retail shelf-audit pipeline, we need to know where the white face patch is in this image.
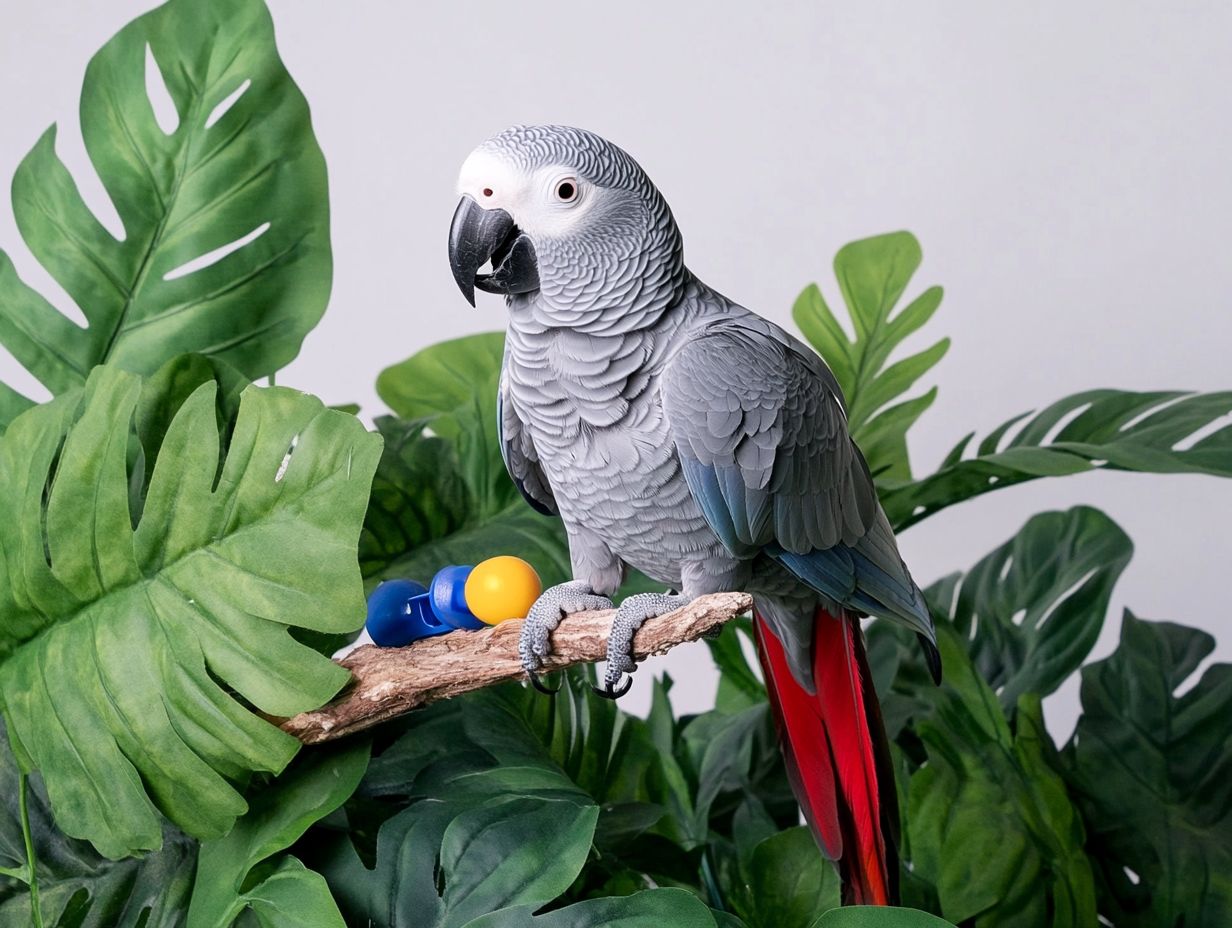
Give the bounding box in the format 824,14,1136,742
456,147,598,239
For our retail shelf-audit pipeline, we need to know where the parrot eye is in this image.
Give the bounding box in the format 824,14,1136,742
554,178,578,203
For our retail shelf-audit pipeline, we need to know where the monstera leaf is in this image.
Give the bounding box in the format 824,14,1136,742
0,365,380,859
187,743,368,928
927,507,1132,709
377,332,513,517
320,779,599,928
366,334,572,588
882,389,1232,529
905,628,1096,928
0,0,330,428
869,506,1131,748
1063,614,1232,928
460,889,720,928
792,231,948,481
0,723,196,928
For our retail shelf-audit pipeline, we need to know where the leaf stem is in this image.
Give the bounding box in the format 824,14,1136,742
18,774,44,928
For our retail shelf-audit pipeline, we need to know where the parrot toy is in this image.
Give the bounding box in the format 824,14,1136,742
447,125,940,906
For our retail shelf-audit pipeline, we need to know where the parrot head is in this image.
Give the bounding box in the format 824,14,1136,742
448,125,684,318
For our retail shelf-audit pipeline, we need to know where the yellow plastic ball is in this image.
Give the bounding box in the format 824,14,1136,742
465,556,543,625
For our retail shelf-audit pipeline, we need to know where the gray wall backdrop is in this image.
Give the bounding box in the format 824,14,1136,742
2,1,1229,735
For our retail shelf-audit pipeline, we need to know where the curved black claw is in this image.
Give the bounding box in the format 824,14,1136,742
528,671,561,695
592,675,633,700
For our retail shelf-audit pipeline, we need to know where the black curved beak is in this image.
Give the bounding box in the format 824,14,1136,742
448,196,539,306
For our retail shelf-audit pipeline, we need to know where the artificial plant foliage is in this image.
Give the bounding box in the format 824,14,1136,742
460,889,722,928
868,505,1133,746
1064,613,1232,928
905,628,1096,927
320,784,600,928
187,742,368,928
0,364,380,859
377,332,514,517
0,723,196,928
927,506,1132,709
0,0,330,428
364,333,573,589
881,389,1232,530
813,908,958,928
728,826,841,928
791,231,948,481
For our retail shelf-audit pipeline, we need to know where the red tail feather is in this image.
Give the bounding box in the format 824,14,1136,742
754,606,899,906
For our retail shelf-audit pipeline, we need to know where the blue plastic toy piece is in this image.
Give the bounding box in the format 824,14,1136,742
364,566,493,646
430,565,486,630
365,579,448,647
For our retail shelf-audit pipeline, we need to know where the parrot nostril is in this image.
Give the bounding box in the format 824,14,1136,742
482,187,493,197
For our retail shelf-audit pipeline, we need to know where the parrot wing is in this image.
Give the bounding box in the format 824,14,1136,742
660,316,934,642
662,315,938,906
498,368,557,516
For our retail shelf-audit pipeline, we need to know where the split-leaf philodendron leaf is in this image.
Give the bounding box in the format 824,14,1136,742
366,334,573,590
0,364,380,859
187,742,368,928
905,627,1096,927
926,506,1132,709
1064,614,1232,928
0,0,331,429
0,722,196,927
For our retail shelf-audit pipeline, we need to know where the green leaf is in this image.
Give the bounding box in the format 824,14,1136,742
0,723,196,927
377,331,505,424
187,742,368,928
369,500,572,589
812,907,956,928
366,333,666,600
0,0,331,424
359,415,474,580
704,619,765,714
0,365,380,858
729,827,839,928
872,507,1133,745
365,333,572,592
365,674,663,855
927,506,1132,708
792,232,947,480
377,332,513,517
459,888,719,928
904,628,1096,927
883,389,1232,529
321,793,599,928
241,856,345,928
1063,613,1232,927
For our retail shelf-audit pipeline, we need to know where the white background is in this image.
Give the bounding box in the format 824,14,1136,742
2,1,1229,736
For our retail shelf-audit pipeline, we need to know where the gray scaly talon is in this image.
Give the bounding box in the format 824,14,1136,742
597,592,689,697
519,581,614,684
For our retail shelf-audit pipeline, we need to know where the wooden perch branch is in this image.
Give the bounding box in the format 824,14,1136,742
281,591,752,745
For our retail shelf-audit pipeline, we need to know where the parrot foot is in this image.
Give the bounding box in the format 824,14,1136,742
594,593,690,699
520,581,614,693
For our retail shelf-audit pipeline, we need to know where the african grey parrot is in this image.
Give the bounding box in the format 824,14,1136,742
447,125,940,905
